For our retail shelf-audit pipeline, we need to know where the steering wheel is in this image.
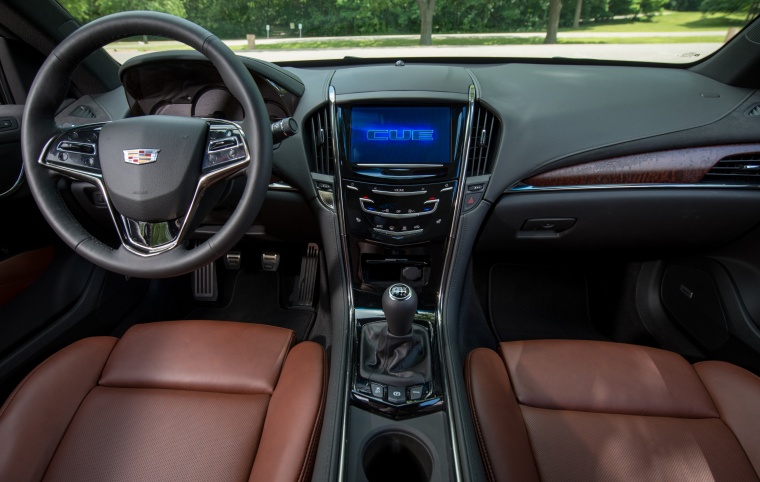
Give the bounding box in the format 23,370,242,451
21,12,272,278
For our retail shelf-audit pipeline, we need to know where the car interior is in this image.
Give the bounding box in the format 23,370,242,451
2,1,760,481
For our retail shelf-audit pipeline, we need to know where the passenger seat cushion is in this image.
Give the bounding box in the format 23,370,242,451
500,339,718,418
695,361,760,476
466,340,760,482
465,348,540,482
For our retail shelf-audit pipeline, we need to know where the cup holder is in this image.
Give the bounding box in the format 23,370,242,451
362,430,433,482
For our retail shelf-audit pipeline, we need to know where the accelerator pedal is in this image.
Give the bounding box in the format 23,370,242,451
291,243,319,307
192,259,218,301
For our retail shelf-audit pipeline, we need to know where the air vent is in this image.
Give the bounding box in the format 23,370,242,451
70,105,97,119
702,153,760,184
746,104,760,117
307,106,334,175
467,105,500,177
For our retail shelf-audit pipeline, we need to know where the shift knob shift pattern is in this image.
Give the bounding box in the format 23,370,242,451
382,283,418,336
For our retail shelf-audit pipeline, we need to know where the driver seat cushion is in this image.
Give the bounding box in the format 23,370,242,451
0,320,327,482
466,339,760,482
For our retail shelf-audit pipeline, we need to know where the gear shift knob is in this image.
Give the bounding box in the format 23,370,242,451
382,283,418,336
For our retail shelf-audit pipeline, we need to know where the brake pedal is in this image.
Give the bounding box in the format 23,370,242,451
224,251,242,270
261,252,280,272
291,243,319,307
192,260,218,301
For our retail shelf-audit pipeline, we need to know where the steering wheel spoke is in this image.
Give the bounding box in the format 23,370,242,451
40,123,105,183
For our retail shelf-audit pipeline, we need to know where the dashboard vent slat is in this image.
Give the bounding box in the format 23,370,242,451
308,106,334,175
746,104,760,117
467,105,500,177
702,153,760,184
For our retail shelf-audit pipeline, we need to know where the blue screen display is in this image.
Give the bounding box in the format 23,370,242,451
350,107,451,165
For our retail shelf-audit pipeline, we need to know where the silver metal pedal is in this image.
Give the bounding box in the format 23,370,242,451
261,252,280,272
224,251,242,270
192,260,218,301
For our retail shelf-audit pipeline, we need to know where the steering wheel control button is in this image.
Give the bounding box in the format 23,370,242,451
388,386,406,404
371,383,385,399
463,192,482,212
202,124,247,171
409,385,424,400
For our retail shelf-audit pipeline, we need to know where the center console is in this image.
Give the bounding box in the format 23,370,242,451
325,94,474,482
306,63,501,481
333,103,468,415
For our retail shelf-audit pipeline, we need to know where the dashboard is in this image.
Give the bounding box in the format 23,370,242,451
42,43,760,482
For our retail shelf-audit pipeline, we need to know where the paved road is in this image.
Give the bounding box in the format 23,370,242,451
108,42,721,64
106,29,730,64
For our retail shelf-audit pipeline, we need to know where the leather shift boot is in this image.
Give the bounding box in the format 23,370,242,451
359,321,432,387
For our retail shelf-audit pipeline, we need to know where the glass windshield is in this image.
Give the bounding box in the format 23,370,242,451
58,0,758,64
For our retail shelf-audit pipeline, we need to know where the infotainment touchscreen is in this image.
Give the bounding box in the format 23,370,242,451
350,107,451,165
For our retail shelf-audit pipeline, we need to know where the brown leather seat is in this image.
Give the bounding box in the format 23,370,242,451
466,340,760,482
0,320,326,482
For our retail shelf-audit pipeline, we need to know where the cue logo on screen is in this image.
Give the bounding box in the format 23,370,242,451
366,129,434,141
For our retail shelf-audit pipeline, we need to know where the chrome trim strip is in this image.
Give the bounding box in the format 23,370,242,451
0,162,24,198
373,227,424,237
331,85,354,482
268,181,298,191
371,188,427,196
359,198,439,218
356,163,445,169
511,183,760,192
436,84,476,482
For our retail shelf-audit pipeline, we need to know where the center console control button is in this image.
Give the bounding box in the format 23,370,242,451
409,385,424,400
371,383,385,399
388,386,406,404
344,180,457,245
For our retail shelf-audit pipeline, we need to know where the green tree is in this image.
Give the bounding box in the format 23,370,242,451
96,0,186,17
417,0,437,45
545,0,562,43
701,0,759,19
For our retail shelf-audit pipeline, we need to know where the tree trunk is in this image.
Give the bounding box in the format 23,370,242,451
544,0,562,44
417,0,436,46
572,0,582,29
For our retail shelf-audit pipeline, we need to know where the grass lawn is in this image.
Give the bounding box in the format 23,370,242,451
104,10,742,53
227,36,724,51
572,10,747,32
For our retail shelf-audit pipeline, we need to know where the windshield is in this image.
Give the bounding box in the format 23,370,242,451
58,0,758,64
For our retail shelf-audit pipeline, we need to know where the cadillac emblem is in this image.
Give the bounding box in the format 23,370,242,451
123,149,160,165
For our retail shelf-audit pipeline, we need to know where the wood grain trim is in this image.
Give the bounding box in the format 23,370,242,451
525,144,760,187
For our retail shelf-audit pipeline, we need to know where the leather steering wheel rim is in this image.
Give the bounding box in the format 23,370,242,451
21,11,273,278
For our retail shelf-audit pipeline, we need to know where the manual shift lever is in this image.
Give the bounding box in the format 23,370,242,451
359,282,431,388
382,283,417,336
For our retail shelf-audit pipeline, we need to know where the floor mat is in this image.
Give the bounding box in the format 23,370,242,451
185,270,315,342
488,264,607,342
